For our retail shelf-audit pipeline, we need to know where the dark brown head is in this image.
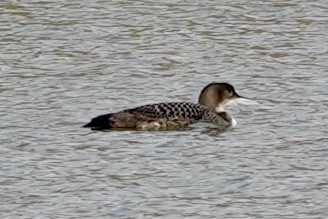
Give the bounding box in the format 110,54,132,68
198,82,256,112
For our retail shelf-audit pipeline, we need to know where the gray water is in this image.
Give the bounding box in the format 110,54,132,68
1,0,327,218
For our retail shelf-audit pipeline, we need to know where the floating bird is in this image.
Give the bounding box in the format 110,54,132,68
83,83,256,131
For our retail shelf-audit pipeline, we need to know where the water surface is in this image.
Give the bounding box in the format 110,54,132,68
1,0,327,218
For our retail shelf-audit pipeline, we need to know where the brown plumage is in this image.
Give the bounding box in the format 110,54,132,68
83,83,250,131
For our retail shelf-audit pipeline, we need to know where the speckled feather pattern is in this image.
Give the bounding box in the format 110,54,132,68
124,102,230,127
84,102,232,130
84,82,241,130
125,102,204,120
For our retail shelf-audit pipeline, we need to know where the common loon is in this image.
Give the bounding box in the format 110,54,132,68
83,83,256,130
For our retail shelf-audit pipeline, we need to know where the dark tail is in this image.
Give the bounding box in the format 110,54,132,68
83,113,113,130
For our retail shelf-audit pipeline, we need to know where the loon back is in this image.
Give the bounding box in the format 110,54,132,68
83,102,231,130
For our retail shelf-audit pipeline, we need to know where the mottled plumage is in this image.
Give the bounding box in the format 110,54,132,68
84,102,231,130
84,83,253,131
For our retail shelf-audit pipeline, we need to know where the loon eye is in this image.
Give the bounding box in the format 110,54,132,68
226,85,233,93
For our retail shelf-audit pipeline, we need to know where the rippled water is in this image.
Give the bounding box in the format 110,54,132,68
1,0,327,218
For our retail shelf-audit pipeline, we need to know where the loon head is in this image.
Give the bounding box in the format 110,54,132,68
198,82,257,112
